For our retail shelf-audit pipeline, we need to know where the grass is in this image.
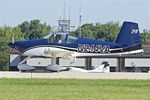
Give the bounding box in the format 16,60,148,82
0,78,150,100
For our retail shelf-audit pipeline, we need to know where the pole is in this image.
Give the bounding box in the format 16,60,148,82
63,2,65,19
58,6,61,20
11,28,14,44
79,6,82,37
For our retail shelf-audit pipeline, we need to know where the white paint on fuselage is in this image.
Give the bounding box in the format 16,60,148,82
23,47,73,57
23,46,144,58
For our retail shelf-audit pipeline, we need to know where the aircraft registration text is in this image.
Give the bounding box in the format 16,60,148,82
77,44,110,53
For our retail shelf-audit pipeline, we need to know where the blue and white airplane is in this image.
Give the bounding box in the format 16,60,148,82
8,21,144,71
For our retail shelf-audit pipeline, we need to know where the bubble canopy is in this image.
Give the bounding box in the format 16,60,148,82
43,32,78,44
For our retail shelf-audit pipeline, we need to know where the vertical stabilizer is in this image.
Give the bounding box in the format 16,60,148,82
116,22,141,47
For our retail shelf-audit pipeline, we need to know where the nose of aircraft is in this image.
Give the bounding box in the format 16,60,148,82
8,42,15,48
8,41,27,52
8,39,47,53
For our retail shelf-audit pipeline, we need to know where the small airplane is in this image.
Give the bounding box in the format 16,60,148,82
8,21,144,72
68,61,110,73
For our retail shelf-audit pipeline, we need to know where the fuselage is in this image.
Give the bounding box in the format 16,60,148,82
8,32,143,58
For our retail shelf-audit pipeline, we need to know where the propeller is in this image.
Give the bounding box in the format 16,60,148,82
11,29,15,56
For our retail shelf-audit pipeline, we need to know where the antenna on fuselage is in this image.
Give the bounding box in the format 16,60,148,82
79,5,82,37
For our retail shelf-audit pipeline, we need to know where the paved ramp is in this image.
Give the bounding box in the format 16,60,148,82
0,71,150,80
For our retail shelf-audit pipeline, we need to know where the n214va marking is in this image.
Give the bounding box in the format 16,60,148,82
77,44,110,53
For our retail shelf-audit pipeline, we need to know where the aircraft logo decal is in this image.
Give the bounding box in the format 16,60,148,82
44,48,51,55
131,29,138,34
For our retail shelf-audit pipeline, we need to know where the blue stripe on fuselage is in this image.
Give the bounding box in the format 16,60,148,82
9,37,122,53
70,37,121,48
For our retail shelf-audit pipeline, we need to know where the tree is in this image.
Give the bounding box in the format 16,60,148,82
0,27,8,70
141,29,150,44
0,36,9,70
0,26,24,71
19,21,29,39
98,21,120,42
71,21,121,42
19,20,51,40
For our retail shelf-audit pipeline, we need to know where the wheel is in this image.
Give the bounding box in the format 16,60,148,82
20,70,26,72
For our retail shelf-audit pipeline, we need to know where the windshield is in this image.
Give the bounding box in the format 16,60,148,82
45,33,66,44
66,35,78,44
43,33,53,39
44,32,77,44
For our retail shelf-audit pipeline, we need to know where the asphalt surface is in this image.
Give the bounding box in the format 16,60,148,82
0,71,150,80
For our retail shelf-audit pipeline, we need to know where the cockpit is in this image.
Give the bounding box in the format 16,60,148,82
43,33,78,44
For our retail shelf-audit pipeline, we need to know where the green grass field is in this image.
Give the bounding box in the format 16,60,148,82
0,78,150,100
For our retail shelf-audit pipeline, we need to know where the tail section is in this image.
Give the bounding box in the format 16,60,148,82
116,21,141,47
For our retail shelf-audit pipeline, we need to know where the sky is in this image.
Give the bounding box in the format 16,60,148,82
0,0,150,31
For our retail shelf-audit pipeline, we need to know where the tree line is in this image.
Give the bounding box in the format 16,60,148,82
0,19,150,70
